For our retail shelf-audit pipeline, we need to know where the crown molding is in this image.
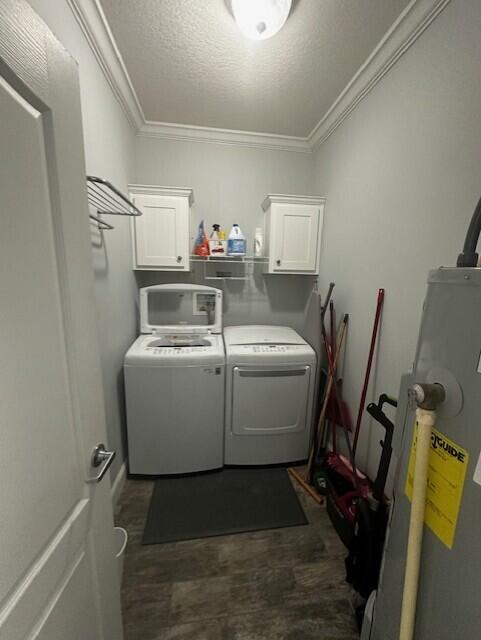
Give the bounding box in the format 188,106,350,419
308,0,452,149
138,120,311,153
138,120,311,152
67,0,144,130
69,0,450,153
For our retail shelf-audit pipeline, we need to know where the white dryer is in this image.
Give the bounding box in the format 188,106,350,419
124,284,224,475
224,325,317,465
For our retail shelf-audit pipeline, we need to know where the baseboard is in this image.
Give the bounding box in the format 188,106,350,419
111,461,127,506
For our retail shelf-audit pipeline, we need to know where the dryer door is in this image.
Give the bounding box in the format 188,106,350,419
231,366,311,435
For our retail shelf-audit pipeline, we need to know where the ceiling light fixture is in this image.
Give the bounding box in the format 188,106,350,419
231,0,292,41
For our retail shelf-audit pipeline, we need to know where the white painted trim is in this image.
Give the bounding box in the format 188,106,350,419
139,121,311,153
261,193,326,211
69,0,450,152
308,0,452,149
128,184,194,206
111,462,126,506
67,0,144,130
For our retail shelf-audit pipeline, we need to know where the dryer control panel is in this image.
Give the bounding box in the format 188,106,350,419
245,345,304,354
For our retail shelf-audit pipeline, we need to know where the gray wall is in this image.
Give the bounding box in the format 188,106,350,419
313,0,481,485
29,0,138,481
134,137,318,333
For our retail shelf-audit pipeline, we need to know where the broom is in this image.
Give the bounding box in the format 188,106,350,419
288,311,349,503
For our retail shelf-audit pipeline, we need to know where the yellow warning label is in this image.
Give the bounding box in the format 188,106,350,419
405,425,468,549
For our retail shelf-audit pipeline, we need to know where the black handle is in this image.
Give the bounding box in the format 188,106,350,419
367,395,397,502
367,402,395,434
379,393,397,410
320,282,335,321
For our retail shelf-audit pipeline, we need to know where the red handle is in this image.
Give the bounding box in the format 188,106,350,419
353,288,385,457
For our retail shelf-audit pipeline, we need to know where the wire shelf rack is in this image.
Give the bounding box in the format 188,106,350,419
190,255,268,264
87,176,142,230
190,255,269,280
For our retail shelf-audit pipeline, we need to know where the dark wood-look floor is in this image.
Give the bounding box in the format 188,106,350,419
115,471,358,640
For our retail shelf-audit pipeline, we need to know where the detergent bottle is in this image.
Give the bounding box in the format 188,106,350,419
227,224,246,256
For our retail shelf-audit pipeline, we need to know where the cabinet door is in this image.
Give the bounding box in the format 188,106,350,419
271,204,321,272
132,194,189,270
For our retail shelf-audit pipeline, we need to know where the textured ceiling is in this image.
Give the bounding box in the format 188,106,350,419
98,0,410,137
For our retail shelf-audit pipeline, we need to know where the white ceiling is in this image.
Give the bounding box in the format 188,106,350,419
98,0,410,137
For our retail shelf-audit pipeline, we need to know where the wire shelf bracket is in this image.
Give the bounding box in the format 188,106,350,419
89,213,114,231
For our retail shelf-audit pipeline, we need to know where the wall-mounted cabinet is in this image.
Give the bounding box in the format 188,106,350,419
129,185,193,271
262,194,325,275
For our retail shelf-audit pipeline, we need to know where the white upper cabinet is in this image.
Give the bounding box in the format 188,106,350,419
129,185,193,271
262,194,325,274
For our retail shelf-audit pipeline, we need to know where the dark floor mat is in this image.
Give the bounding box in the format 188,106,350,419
142,467,308,544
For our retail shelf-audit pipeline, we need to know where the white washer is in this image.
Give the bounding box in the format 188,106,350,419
124,284,224,475
224,325,317,465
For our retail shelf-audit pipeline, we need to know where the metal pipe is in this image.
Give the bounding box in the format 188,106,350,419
456,194,481,267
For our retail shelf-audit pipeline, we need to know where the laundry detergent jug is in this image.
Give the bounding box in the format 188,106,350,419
227,224,246,256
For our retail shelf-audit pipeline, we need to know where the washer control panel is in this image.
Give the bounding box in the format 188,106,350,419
149,346,210,355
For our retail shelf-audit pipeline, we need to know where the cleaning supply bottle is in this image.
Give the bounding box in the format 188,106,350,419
227,224,246,256
254,227,264,258
219,227,227,254
209,224,225,255
193,219,210,256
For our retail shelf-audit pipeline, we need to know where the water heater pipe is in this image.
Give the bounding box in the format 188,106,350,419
399,383,445,640
457,194,481,267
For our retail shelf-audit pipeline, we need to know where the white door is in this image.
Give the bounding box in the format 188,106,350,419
272,205,321,272
0,3,123,640
132,193,189,270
